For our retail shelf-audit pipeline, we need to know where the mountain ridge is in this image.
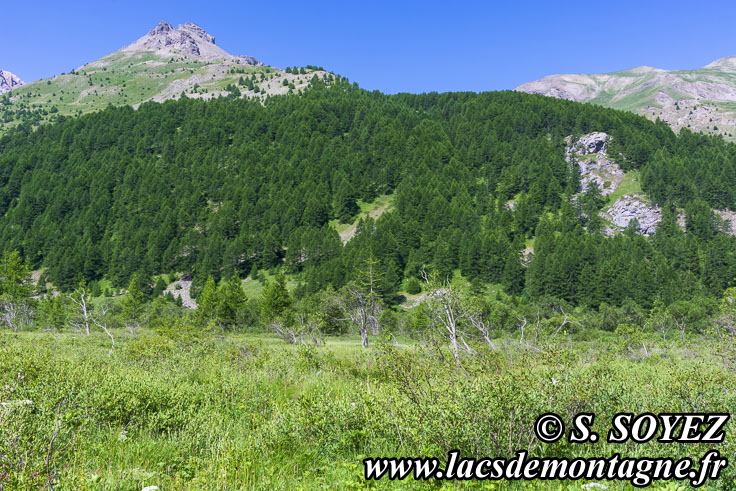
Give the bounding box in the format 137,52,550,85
516,56,736,139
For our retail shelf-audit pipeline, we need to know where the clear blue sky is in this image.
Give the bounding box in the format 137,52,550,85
3,0,736,93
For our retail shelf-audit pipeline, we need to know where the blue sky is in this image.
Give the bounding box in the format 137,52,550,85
3,0,736,93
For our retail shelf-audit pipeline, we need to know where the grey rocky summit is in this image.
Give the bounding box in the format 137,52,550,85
149,20,174,36
122,21,262,64
138,21,203,56
0,70,24,95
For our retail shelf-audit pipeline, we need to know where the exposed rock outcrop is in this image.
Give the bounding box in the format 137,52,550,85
566,132,624,196
235,55,263,66
179,22,215,44
0,70,24,94
163,279,195,309
567,132,661,236
715,210,736,235
603,195,661,236
567,132,608,156
601,190,736,237
566,133,736,237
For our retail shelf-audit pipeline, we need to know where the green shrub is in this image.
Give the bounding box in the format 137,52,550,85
406,277,421,294
124,334,175,361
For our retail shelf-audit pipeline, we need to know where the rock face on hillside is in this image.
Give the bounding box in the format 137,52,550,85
715,210,736,235
163,279,195,309
516,58,736,139
565,132,736,237
566,132,624,196
569,132,608,155
179,22,215,44
121,21,262,64
0,70,24,94
235,55,261,65
567,132,659,235
603,195,661,235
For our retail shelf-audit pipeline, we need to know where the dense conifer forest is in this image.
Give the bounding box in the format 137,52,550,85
1,78,736,311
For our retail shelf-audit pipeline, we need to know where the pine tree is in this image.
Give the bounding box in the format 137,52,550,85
334,180,359,223
122,272,145,327
217,274,246,328
90,281,102,298
261,272,292,322
196,275,218,325
153,277,167,297
39,294,66,331
406,277,422,295
502,250,524,295
0,251,32,301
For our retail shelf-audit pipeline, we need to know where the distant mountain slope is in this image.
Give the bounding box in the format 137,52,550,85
516,57,736,139
0,21,331,132
0,70,24,94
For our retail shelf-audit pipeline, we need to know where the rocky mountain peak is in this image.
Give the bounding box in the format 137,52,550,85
121,21,259,63
178,22,215,44
0,70,24,95
149,21,174,36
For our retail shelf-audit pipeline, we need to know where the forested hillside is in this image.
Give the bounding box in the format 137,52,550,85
1,78,736,308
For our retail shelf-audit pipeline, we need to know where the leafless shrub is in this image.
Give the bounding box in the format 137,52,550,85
0,298,33,332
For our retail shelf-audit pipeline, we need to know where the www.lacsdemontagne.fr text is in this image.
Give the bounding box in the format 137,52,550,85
364,450,727,487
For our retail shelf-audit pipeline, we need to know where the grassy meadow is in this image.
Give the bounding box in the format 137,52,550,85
2,326,735,490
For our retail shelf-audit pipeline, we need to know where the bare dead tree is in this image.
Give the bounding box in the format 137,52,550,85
421,269,467,367
467,310,498,350
339,283,382,349
92,304,115,355
517,316,528,345
364,259,381,336
292,313,324,347
648,301,672,353
516,306,582,352
515,314,547,355
458,333,477,356
269,319,301,345
666,303,694,357
302,316,325,347
67,286,91,336
672,315,689,356
549,307,584,340
268,314,324,347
